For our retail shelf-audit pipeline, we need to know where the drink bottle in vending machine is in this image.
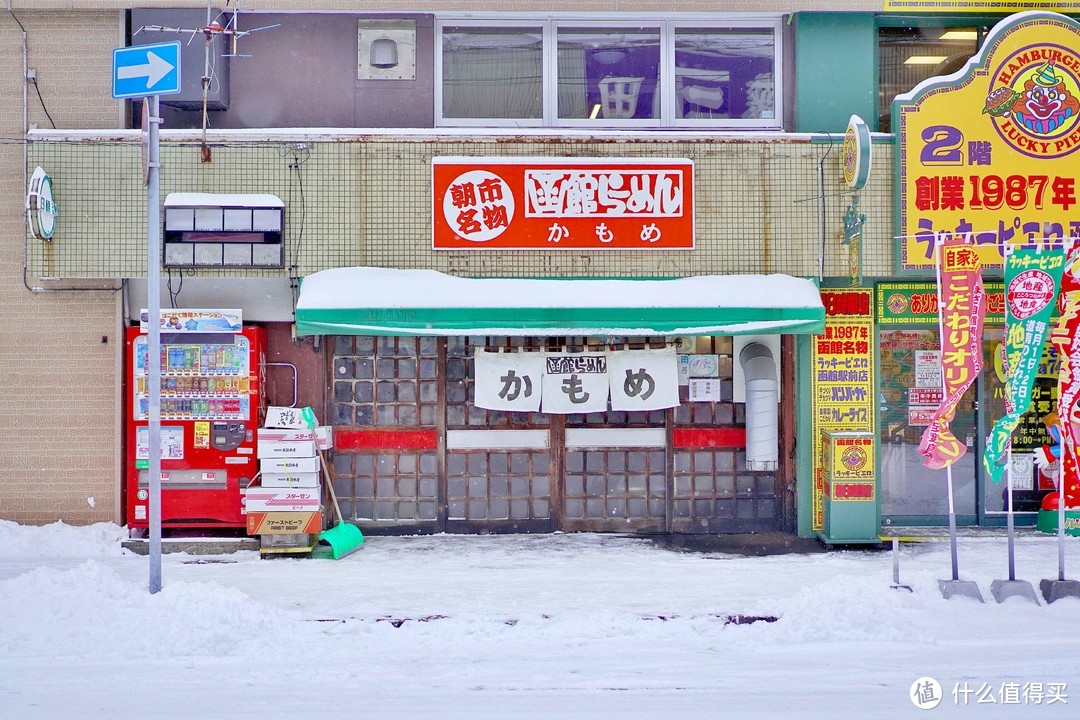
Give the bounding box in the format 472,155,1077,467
125,321,267,530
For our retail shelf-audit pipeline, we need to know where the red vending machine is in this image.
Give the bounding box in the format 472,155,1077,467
125,312,266,531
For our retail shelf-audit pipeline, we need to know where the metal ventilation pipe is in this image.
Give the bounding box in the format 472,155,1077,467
740,342,778,471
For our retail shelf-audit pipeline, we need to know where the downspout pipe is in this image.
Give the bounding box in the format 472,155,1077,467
10,2,36,293
740,342,778,471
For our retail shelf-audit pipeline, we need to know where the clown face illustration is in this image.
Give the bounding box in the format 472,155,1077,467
1010,62,1080,134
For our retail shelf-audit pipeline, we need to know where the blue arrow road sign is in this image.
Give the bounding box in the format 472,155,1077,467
112,42,181,99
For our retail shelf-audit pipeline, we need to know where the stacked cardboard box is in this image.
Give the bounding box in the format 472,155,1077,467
245,407,333,551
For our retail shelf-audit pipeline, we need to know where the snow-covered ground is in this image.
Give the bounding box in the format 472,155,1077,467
1,520,1078,719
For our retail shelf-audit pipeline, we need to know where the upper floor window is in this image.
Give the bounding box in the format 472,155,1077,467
442,25,544,122
675,28,776,123
437,17,783,129
878,24,984,132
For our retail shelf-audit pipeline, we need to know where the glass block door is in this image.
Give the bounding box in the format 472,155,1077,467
561,337,670,533
444,337,555,532
330,336,441,529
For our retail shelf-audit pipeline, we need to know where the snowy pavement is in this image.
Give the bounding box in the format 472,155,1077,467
1,520,1079,719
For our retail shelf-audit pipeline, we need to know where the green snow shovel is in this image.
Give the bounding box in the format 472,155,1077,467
316,449,364,559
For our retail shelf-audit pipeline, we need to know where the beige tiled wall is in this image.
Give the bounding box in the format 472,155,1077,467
1,12,121,526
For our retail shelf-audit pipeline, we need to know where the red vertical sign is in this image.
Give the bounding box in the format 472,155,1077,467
1051,246,1080,509
918,240,985,470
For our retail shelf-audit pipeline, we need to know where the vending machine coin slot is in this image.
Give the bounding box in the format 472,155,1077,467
211,421,247,451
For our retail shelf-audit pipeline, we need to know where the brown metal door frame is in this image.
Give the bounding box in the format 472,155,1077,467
435,336,448,534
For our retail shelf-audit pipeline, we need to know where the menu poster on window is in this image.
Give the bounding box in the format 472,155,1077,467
688,378,721,402
811,289,876,532
908,387,943,428
914,350,942,389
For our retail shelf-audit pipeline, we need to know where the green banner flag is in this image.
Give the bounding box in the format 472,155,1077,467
983,246,1066,483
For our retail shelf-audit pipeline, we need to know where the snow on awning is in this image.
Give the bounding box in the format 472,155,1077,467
294,267,825,337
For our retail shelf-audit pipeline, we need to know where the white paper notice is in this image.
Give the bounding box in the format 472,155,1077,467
914,350,942,389
688,378,722,403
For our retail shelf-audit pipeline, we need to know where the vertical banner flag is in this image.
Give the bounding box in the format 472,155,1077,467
1050,245,1080,505
918,240,986,469
606,347,679,411
984,246,1066,482
473,350,544,412
541,353,610,414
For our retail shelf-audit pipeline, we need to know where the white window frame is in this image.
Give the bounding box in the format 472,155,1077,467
435,15,784,130
436,20,549,128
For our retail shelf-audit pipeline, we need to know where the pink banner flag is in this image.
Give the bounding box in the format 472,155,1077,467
918,240,985,470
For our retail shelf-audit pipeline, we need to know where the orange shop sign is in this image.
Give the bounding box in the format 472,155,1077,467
432,157,694,250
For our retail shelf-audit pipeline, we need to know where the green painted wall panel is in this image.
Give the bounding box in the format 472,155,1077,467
795,13,877,134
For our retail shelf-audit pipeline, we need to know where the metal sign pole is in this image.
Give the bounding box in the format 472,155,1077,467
1005,448,1017,580
989,244,1039,605
147,93,162,594
934,237,983,602
112,41,178,594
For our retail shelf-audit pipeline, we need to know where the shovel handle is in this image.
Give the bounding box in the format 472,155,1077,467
318,448,346,526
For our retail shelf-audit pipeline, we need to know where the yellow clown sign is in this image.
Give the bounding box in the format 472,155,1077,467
895,11,1080,272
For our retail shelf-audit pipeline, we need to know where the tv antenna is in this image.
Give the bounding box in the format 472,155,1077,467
135,1,279,162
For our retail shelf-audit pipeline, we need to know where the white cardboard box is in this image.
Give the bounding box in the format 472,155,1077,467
260,428,316,443
259,426,333,450
257,440,318,458
264,406,318,429
243,485,321,513
260,456,320,474
246,511,322,535
260,471,321,488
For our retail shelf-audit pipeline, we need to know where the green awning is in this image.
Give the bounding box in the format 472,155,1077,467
295,268,825,337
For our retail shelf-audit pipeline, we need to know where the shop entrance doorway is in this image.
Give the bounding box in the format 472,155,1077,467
878,326,1056,527
328,335,783,535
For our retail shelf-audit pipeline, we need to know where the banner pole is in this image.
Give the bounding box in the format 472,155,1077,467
1006,445,1017,581
1058,239,1072,583
930,235,984,601
1059,236,1075,582
946,464,960,580
935,238,961,582
1059,437,1067,581
1040,237,1080,603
